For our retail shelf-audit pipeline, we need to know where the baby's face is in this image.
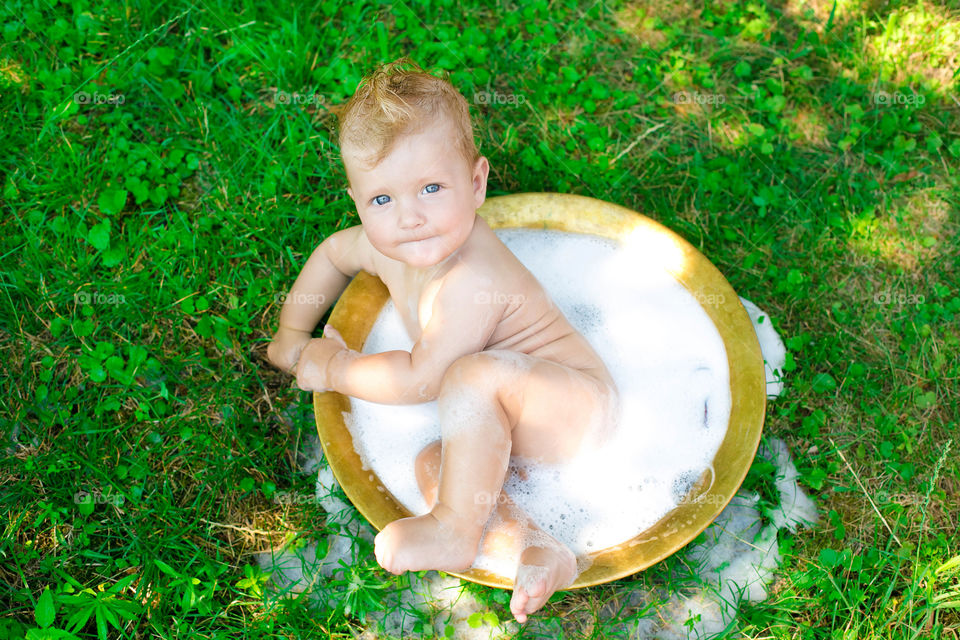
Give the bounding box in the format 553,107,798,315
344,123,488,269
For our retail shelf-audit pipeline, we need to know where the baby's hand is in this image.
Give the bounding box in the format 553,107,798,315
267,326,313,374
295,325,350,391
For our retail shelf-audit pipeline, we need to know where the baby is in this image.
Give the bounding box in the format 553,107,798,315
267,57,619,623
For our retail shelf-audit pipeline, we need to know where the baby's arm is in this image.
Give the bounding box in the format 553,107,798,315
268,226,373,372
322,270,504,404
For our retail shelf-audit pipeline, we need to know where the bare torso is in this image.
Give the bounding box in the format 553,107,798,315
367,216,614,386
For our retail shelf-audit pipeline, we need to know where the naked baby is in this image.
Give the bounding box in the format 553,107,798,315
267,57,619,623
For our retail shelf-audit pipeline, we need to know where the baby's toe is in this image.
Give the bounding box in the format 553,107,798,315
510,589,530,623
373,531,396,573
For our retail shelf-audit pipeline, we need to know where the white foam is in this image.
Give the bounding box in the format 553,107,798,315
739,297,787,399
760,437,819,532
341,228,735,570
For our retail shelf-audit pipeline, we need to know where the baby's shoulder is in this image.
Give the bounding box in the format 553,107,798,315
461,223,532,284
324,224,378,277
432,244,516,307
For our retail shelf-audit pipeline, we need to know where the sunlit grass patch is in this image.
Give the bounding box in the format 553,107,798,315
863,1,960,90
848,189,954,271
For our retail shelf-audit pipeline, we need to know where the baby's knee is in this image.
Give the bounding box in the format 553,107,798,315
438,351,532,431
441,350,530,390
441,352,486,388
441,351,500,391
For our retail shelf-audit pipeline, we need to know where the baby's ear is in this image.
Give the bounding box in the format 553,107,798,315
346,187,354,201
472,156,489,208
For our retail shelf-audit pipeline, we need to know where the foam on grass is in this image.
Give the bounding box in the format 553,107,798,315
739,297,787,399
260,437,817,639
629,437,818,639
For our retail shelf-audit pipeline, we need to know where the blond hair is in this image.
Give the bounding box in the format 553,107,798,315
337,56,480,170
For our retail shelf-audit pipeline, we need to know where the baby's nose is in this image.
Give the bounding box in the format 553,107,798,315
398,205,426,228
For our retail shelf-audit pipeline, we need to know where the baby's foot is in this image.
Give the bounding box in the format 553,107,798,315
374,509,479,575
510,544,577,623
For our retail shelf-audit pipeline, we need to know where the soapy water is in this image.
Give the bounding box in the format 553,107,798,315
343,228,732,572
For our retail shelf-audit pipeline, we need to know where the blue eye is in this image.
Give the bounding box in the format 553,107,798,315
373,194,390,206
423,184,440,194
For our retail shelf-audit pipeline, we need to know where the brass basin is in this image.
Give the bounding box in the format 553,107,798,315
314,192,766,589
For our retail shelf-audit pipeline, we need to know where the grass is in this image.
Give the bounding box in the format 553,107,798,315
1,0,959,637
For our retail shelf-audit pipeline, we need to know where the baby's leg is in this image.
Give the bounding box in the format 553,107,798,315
375,351,615,618
374,352,517,574
413,441,577,624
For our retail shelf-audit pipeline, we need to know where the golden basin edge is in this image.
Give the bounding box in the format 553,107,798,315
313,192,766,590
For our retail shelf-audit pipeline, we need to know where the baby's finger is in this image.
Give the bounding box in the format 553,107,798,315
323,324,348,347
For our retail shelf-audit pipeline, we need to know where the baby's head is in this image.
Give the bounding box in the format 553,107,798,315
337,57,489,268
338,56,480,172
